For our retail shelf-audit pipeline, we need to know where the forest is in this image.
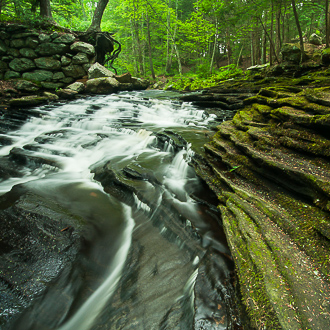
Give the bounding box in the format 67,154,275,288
0,0,329,82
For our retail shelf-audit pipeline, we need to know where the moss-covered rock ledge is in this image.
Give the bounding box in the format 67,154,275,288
194,86,330,329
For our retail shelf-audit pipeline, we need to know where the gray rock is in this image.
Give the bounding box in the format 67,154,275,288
88,62,115,79
61,55,71,66
35,57,61,70
9,58,36,72
22,70,53,82
131,77,149,90
72,52,89,65
115,72,132,83
53,72,66,80
0,40,7,55
62,64,86,78
14,80,39,92
41,82,64,90
36,43,69,56
43,91,59,101
309,33,322,46
70,42,95,56
53,33,76,44
56,88,79,99
9,95,48,107
4,71,21,79
85,77,120,94
39,34,51,43
67,82,85,93
19,48,37,58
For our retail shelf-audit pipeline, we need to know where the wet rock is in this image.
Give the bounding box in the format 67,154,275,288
85,77,120,94
9,95,48,107
131,77,149,90
88,62,115,79
43,91,59,101
67,81,85,93
0,185,85,325
56,88,79,99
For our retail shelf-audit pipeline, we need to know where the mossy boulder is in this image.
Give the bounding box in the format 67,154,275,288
280,43,301,63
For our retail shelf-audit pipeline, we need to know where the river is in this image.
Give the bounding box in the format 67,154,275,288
0,91,241,330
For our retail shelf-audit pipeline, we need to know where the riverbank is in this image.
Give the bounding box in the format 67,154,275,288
185,68,330,329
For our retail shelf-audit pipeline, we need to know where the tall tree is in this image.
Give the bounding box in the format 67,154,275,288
291,0,305,62
40,0,52,18
87,0,109,32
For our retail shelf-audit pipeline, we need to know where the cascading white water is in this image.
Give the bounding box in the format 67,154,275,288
0,90,222,330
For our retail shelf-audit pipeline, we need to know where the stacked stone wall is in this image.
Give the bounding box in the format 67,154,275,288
0,24,95,90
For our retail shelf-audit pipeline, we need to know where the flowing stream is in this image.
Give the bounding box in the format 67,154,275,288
0,91,240,330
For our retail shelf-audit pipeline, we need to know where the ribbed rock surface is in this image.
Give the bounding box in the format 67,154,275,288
195,86,330,329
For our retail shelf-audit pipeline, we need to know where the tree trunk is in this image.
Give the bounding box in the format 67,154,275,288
291,0,305,63
40,0,52,18
146,12,155,79
275,2,282,59
270,2,274,65
87,0,109,32
326,0,330,48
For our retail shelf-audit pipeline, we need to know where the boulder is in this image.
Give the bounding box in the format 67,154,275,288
9,58,35,72
56,88,79,99
309,33,322,45
43,91,59,101
70,41,95,56
22,70,53,82
131,77,149,90
115,72,132,83
62,64,86,78
88,62,115,79
35,57,61,70
280,43,301,63
38,34,51,43
67,82,85,93
85,77,120,94
52,72,66,81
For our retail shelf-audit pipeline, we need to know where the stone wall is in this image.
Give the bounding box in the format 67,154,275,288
0,24,95,90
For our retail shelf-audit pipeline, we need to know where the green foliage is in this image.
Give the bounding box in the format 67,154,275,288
165,64,243,90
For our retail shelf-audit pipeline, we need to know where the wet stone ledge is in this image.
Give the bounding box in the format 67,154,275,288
194,85,330,330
